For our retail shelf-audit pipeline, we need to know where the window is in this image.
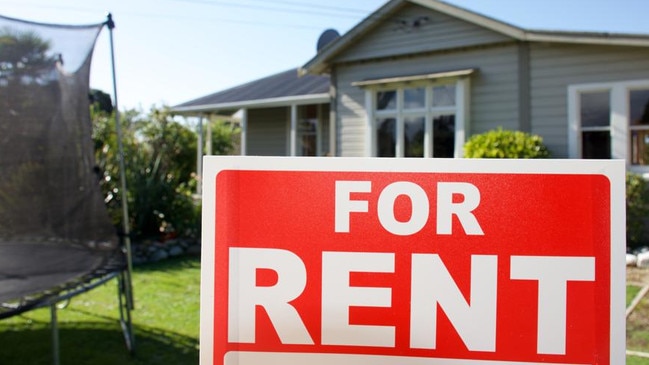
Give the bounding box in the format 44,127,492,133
296,105,318,156
579,91,611,159
367,81,466,158
630,89,649,165
569,80,649,169
288,104,328,157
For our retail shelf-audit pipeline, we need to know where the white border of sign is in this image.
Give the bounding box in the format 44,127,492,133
200,157,626,365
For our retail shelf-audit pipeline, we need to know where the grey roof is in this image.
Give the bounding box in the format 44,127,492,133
172,68,330,114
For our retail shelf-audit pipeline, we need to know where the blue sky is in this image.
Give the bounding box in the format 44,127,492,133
1,0,647,110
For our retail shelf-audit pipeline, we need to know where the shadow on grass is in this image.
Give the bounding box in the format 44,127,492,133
0,255,201,364
0,321,198,365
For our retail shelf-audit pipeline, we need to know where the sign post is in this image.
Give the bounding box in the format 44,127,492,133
200,157,625,365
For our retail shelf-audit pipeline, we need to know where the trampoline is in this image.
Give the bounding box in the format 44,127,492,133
0,13,134,362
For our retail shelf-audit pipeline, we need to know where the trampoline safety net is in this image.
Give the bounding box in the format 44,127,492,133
0,15,125,317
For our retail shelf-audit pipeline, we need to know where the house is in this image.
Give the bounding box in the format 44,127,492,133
172,0,649,171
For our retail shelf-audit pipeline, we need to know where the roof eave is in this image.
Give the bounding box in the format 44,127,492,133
171,93,330,116
409,0,526,40
524,31,649,47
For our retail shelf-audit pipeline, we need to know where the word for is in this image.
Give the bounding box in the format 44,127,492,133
335,181,484,236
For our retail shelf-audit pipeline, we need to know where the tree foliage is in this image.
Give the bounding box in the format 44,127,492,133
463,128,550,159
91,101,238,241
89,89,113,114
0,28,58,124
0,27,55,84
627,172,649,249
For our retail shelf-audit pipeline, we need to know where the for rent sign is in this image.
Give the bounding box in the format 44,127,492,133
200,157,625,365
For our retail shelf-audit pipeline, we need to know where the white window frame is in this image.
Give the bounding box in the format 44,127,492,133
285,104,324,157
568,79,649,172
363,78,469,158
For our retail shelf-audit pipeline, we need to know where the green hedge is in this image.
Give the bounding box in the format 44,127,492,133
627,172,649,249
463,128,550,159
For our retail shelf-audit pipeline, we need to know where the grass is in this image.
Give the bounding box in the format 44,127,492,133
629,285,643,306
3,257,649,364
0,255,200,365
628,282,649,364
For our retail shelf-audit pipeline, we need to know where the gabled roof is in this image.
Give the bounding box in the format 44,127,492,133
301,0,649,75
172,68,329,115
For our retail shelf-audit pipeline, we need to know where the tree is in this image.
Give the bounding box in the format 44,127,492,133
91,103,238,241
207,116,240,156
0,27,55,85
627,172,649,249
89,89,113,114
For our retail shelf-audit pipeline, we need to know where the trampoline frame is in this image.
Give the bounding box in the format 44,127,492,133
0,13,135,364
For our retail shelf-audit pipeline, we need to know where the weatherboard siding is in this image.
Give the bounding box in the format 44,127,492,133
529,43,649,157
247,107,288,156
335,3,511,64
334,43,520,157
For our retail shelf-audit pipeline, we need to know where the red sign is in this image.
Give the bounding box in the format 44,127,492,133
200,158,625,365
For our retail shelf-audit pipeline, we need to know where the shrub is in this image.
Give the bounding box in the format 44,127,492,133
464,128,550,158
91,104,238,241
627,172,649,249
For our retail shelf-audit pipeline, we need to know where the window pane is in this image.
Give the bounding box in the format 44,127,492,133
582,131,610,159
432,85,456,107
630,89,649,126
404,88,425,109
297,119,317,156
376,118,396,157
404,117,425,157
631,129,649,165
433,115,455,157
580,91,610,127
377,90,396,110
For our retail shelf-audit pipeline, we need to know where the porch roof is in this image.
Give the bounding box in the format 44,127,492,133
171,68,330,115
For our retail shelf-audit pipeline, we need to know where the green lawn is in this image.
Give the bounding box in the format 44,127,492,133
628,282,649,364
629,285,643,307
626,285,649,365
3,257,649,364
0,256,200,365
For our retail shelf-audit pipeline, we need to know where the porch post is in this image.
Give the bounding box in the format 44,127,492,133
364,90,373,157
455,78,470,158
196,114,204,195
240,108,248,156
206,115,213,156
290,104,297,156
316,104,323,157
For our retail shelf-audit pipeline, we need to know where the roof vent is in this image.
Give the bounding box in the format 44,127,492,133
317,29,340,52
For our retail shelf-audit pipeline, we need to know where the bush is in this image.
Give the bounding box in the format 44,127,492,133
464,128,550,158
627,172,649,249
91,104,238,241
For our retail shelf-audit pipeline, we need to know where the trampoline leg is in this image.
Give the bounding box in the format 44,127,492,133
50,304,60,365
118,272,135,354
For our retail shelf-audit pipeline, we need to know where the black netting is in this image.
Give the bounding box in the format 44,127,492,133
0,15,125,314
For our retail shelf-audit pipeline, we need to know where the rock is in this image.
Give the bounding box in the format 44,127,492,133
131,255,147,266
165,238,180,246
150,249,169,262
186,244,201,256
627,253,638,266
168,245,184,257
637,251,649,268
